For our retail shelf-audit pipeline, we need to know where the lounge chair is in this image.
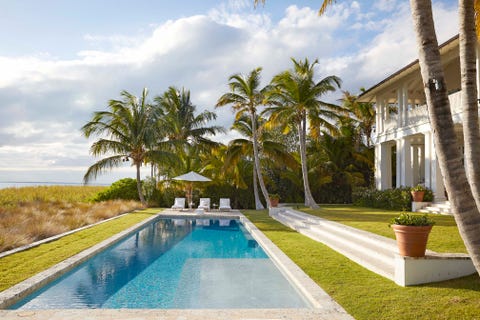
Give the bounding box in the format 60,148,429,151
219,198,232,211
171,197,186,210
198,198,210,211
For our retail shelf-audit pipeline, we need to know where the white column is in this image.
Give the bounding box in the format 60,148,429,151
412,145,419,185
396,138,413,187
419,144,425,184
396,139,402,188
397,88,404,127
375,144,382,189
378,98,384,133
403,138,413,186
376,143,393,190
424,132,433,189
402,84,409,125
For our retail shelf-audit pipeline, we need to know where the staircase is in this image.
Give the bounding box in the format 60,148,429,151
270,207,475,286
270,208,398,281
419,201,452,215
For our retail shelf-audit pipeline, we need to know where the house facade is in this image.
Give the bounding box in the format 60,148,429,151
359,35,480,202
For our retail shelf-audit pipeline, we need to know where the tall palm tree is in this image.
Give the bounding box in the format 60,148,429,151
154,86,224,178
264,58,342,209
409,0,480,274
216,67,271,209
226,114,298,209
82,89,163,205
156,87,223,152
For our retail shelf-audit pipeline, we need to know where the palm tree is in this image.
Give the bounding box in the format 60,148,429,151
226,114,298,209
264,58,342,209
216,67,272,209
409,0,480,274
459,0,480,209
154,86,224,178
341,90,375,148
82,88,162,205
156,87,223,152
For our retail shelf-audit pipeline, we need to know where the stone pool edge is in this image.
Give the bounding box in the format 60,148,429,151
0,209,353,320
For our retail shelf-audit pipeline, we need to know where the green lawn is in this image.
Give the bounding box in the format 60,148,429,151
300,205,467,253
242,209,480,320
0,208,159,292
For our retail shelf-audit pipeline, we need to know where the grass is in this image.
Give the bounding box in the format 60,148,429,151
243,209,480,320
0,208,159,292
0,186,144,252
301,205,467,253
0,186,106,207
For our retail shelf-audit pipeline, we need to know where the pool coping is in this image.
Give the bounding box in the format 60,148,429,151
0,209,353,320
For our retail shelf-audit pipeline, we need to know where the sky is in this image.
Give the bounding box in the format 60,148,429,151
0,0,459,186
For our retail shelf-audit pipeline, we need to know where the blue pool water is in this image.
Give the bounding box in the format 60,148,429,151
10,218,309,309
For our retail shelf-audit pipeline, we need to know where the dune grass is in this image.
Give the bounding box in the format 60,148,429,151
0,186,144,252
0,186,106,207
0,208,159,292
242,209,480,320
301,205,467,253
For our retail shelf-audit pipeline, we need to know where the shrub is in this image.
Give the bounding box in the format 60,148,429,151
93,178,140,202
352,187,412,211
390,212,435,226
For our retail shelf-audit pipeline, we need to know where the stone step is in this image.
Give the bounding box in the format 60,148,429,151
278,210,397,253
300,228,395,280
274,210,396,280
419,201,452,215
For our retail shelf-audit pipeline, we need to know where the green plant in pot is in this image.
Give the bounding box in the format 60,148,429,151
390,213,435,257
269,194,280,207
410,184,427,202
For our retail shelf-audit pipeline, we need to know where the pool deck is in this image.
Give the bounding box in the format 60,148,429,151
0,209,353,320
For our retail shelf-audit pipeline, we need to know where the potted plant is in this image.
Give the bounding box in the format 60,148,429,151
390,213,435,257
269,194,280,207
410,184,427,202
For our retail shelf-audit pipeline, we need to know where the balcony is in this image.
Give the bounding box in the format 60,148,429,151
380,90,463,135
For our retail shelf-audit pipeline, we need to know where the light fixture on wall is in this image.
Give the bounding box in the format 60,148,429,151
431,78,443,91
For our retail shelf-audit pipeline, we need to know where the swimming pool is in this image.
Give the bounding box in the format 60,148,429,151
10,217,310,309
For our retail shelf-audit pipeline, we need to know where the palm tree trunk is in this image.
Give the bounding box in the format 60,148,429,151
298,116,319,209
251,111,271,208
253,162,265,209
410,0,480,274
136,162,146,205
459,0,480,208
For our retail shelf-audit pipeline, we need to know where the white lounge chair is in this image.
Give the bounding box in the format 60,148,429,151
198,198,210,211
219,198,232,211
171,197,186,210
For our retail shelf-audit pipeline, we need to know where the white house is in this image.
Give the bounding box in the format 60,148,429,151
359,35,480,206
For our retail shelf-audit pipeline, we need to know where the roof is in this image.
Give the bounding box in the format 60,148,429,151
358,34,459,102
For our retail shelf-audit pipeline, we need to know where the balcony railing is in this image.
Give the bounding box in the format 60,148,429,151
380,91,463,134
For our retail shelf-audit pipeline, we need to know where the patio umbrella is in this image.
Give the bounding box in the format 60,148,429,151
173,171,211,209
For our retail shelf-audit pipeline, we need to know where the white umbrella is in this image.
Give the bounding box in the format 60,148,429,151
173,171,211,208
173,171,212,182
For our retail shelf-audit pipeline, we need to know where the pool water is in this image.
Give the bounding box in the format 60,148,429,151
11,218,309,309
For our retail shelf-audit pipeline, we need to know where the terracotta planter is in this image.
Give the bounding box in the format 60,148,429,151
270,198,279,207
391,224,433,257
411,190,425,202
